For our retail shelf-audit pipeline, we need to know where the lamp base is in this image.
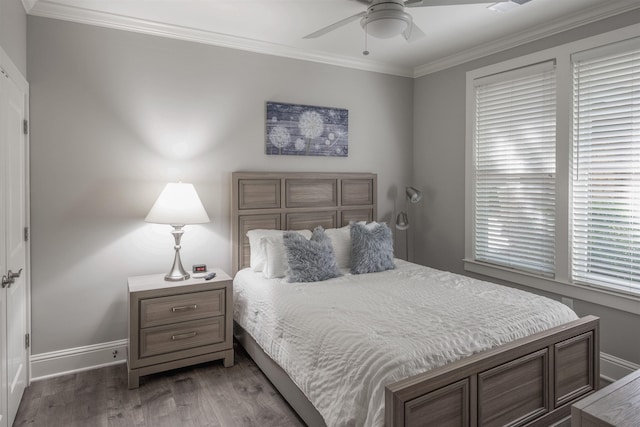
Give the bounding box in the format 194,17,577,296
164,271,190,282
164,225,190,282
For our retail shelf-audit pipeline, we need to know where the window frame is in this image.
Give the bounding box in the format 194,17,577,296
464,22,640,316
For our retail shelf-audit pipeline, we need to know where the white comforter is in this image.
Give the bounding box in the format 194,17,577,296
233,260,578,427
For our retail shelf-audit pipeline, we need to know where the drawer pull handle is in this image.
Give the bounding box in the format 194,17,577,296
171,331,197,341
171,304,197,312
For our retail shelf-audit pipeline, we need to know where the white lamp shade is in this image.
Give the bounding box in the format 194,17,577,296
145,182,210,225
396,212,409,230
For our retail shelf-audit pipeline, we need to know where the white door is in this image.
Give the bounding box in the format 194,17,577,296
1,66,28,427
0,69,8,427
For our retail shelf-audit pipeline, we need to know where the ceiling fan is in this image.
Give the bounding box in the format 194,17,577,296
303,0,525,42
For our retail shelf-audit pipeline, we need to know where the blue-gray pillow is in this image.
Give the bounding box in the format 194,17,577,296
283,226,342,283
350,222,396,274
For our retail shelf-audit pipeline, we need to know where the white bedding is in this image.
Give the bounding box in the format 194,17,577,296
233,260,578,427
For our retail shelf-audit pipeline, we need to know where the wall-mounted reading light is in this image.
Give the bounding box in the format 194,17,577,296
395,186,423,261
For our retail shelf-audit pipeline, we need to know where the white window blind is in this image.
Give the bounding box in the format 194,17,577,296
572,39,640,296
473,61,557,275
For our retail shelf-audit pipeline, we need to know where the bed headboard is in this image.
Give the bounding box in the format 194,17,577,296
231,172,377,275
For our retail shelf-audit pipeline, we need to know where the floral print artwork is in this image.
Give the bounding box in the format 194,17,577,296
266,102,348,157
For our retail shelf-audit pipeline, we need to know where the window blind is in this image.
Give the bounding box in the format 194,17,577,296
473,61,557,275
572,39,640,295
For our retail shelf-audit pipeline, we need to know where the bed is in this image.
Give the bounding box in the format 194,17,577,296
231,171,599,427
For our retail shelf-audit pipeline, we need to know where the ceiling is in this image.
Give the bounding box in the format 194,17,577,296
24,0,640,77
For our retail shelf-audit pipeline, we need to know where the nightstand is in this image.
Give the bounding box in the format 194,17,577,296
127,269,233,389
571,369,640,426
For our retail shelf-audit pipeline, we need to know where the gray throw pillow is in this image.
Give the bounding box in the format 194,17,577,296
350,222,396,274
283,226,342,282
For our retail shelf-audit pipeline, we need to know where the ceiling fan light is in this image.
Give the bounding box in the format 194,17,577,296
361,10,410,39
487,1,521,13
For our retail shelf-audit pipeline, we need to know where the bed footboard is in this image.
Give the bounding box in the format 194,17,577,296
385,315,599,427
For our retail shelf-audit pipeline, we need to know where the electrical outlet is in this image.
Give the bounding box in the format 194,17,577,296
561,297,574,310
112,350,118,359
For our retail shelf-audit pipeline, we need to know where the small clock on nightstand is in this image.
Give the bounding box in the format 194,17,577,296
126,268,234,389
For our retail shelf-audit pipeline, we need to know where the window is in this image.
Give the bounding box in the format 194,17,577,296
466,30,640,303
472,62,557,276
572,39,640,295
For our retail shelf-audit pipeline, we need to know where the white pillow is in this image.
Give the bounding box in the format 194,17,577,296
325,226,352,269
261,235,290,279
246,229,311,272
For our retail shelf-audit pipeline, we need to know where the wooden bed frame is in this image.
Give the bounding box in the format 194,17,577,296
231,171,600,427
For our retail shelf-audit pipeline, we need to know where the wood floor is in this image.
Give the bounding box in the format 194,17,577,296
14,344,306,427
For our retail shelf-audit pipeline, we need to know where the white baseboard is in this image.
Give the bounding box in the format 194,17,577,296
29,340,639,385
30,339,127,381
600,352,640,383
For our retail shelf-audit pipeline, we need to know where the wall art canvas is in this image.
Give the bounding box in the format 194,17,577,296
266,101,348,157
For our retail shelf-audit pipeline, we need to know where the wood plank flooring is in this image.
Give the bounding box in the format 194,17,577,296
14,345,306,427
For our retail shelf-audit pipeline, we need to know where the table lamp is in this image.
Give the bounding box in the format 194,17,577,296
145,182,210,281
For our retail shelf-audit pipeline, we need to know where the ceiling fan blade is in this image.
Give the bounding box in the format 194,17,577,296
403,22,426,43
405,0,492,7
303,11,367,39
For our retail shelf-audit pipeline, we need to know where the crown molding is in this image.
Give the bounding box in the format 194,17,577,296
27,0,414,78
413,0,640,77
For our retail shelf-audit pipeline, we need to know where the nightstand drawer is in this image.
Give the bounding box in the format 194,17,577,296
140,289,224,328
139,317,225,358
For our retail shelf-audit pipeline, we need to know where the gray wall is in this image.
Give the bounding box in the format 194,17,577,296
25,9,640,366
0,0,27,76
412,10,640,365
27,17,414,354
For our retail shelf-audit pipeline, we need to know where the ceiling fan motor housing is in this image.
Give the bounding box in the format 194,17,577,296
361,0,412,39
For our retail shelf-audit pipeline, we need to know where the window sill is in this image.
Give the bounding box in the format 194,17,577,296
463,259,640,316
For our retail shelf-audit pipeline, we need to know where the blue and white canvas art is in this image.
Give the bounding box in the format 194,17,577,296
266,102,349,157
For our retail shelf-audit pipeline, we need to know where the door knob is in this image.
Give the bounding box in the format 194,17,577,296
2,269,22,288
8,268,22,280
